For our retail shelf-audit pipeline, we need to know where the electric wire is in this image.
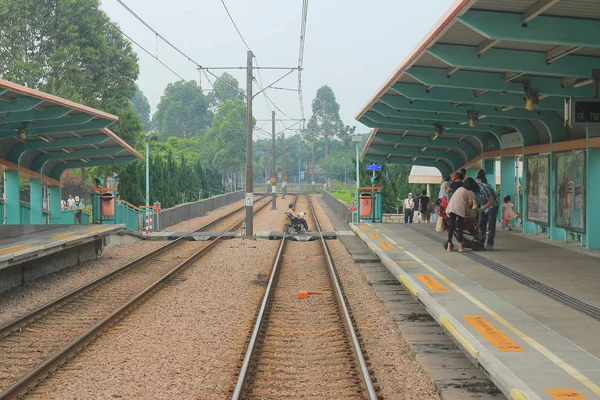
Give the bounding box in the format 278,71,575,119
219,0,251,51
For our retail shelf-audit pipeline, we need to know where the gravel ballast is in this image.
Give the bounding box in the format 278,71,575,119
310,195,440,400
29,202,286,399
0,197,251,326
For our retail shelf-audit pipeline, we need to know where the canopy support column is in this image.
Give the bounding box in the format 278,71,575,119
5,170,20,224
483,158,497,188
548,147,563,241
500,156,517,228
521,154,536,234
586,141,600,249
30,179,43,224
49,186,61,225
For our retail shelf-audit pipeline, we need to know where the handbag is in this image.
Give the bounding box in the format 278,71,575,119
435,216,444,232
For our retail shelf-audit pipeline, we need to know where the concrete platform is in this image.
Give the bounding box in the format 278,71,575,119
351,222,600,400
0,224,124,293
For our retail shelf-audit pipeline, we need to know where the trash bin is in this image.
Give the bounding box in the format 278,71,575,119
359,193,373,218
100,193,115,217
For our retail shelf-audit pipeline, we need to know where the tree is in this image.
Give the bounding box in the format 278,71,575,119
153,80,212,140
0,0,139,112
207,72,244,108
130,86,152,132
0,0,141,151
306,85,346,158
202,99,248,177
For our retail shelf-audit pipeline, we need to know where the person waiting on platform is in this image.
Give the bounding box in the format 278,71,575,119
403,193,415,223
72,196,84,224
287,203,309,232
501,195,520,231
418,190,432,224
445,178,480,252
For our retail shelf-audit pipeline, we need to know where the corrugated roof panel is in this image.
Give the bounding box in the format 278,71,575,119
543,0,600,19
396,74,422,84
573,48,600,57
414,52,450,68
438,21,485,46
472,0,536,13
495,41,555,52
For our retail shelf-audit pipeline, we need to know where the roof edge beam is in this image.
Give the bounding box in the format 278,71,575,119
6,134,110,163
49,156,138,181
405,66,591,98
459,10,599,48
364,154,452,177
427,44,598,78
523,0,562,24
392,82,564,111
30,146,125,171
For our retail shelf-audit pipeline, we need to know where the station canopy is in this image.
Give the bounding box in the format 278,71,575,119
357,0,600,177
0,79,141,185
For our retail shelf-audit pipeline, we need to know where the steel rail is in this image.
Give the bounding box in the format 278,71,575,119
0,196,267,339
231,194,298,399
307,195,378,400
0,197,271,400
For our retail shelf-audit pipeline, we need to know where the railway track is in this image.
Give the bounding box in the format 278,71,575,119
232,195,378,400
0,195,271,399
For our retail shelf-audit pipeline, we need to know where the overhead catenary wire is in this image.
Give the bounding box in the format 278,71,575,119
113,0,242,95
219,0,251,51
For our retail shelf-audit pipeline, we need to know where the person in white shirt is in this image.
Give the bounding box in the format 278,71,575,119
67,194,75,208
445,178,480,252
403,193,415,223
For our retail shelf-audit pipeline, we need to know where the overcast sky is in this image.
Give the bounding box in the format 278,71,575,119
100,0,454,136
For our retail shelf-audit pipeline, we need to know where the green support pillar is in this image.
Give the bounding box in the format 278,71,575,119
548,150,564,240
30,178,43,224
586,146,600,249
49,186,61,224
500,157,517,227
482,158,496,187
5,170,20,224
521,155,536,234
467,168,479,179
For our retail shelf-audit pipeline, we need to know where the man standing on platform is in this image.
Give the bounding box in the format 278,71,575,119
72,196,84,224
403,193,415,224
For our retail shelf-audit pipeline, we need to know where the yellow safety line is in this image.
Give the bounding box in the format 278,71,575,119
0,245,30,255
401,249,600,396
510,389,528,400
398,276,418,297
52,232,77,241
439,316,479,359
384,235,398,245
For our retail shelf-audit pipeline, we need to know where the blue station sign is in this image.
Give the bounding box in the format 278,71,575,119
366,163,382,171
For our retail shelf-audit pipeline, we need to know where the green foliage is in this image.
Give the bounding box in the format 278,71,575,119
117,152,224,209
306,85,348,157
153,80,211,140
0,0,140,140
329,190,356,205
202,99,247,173
207,72,244,108
130,86,152,132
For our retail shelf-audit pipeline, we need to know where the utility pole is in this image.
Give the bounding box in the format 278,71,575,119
145,133,150,207
271,111,277,209
298,130,301,187
245,50,254,237
282,132,286,199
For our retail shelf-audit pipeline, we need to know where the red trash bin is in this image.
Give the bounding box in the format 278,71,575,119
360,193,373,218
101,193,115,217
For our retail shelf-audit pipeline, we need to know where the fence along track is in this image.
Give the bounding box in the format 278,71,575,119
232,195,377,400
0,196,271,399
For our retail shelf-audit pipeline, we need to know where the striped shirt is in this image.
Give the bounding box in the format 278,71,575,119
475,183,498,213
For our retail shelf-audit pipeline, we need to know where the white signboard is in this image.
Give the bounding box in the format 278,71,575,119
282,181,287,187
272,185,277,193
245,193,253,206
501,131,523,149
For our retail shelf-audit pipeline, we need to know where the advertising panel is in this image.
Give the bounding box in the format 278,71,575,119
526,155,549,225
555,150,586,232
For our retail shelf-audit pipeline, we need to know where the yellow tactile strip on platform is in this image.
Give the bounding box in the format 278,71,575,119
0,245,30,255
